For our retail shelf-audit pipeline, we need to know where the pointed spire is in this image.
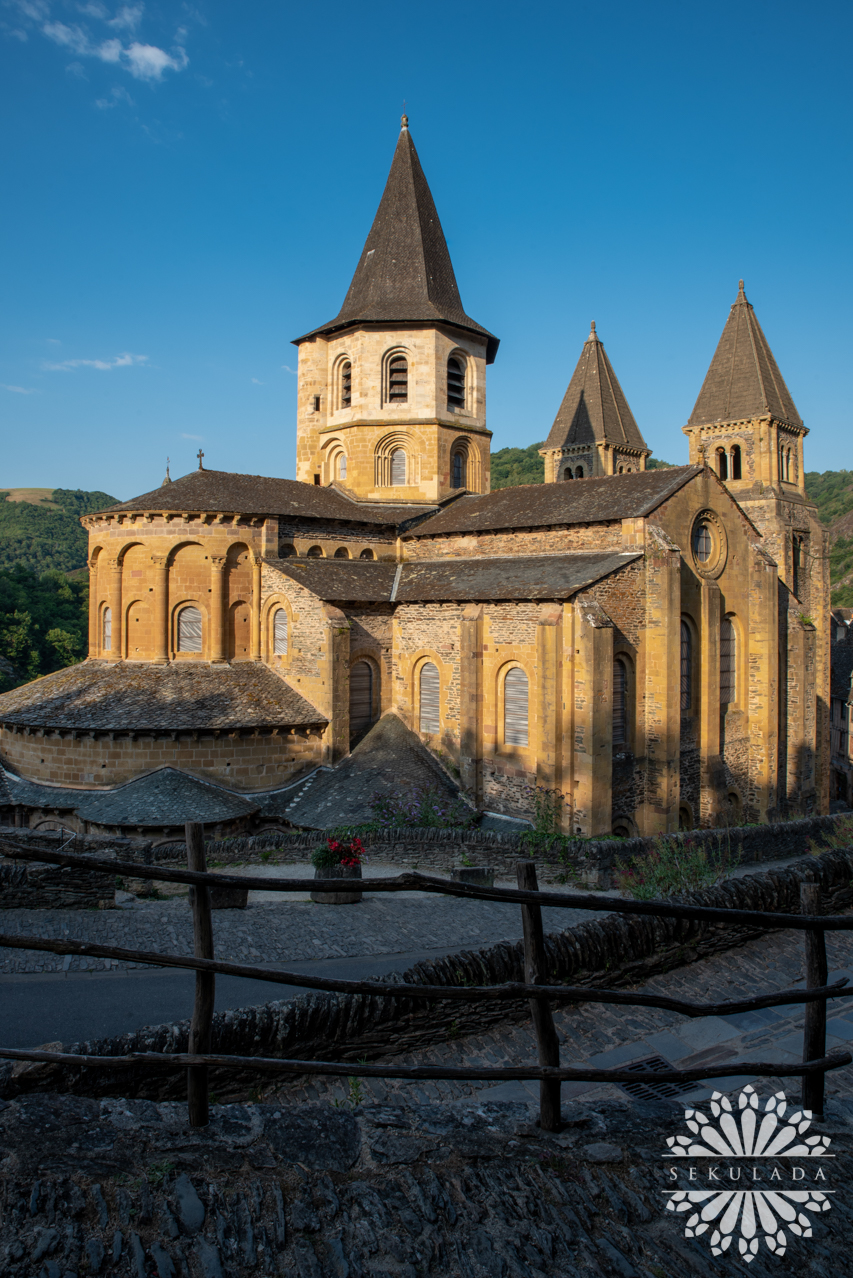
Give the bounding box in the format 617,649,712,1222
543,324,648,453
161,457,171,486
294,122,498,362
688,281,802,427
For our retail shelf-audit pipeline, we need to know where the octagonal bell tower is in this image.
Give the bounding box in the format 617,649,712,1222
292,118,499,505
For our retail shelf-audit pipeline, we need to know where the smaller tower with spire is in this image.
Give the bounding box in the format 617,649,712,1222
540,322,650,481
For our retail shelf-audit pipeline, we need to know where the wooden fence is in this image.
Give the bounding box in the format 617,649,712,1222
0,824,851,1132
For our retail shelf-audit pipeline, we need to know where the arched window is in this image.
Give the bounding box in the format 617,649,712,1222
720,617,736,705
334,546,350,559
618,465,624,474
717,448,728,480
273,608,288,655
390,448,407,486
613,658,628,747
306,545,324,558
693,522,712,563
451,451,466,489
680,621,692,712
419,662,440,734
447,356,465,409
350,660,374,736
359,548,376,560
388,356,408,403
102,606,112,651
730,444,742,479
562,468,573,480
575,466,584,478
504,667,529,747
341,361,352,409
279,543,297,558
679,803,693,832
337,452,347,481
178,606,202,653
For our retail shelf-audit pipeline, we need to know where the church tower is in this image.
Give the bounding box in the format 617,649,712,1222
539,322,650,481
684,281,830,816
292,118,499,504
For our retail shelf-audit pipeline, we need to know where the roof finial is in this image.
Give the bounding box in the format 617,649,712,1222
197,448,205,471
588,320,597,341
738,279,745,293
401,113,409,130
161,457,171,486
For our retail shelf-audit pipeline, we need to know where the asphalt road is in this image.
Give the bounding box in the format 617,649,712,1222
0,947,457,1049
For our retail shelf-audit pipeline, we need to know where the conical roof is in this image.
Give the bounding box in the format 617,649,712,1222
543,323,648,452
294,120,499,362
688,281,802,427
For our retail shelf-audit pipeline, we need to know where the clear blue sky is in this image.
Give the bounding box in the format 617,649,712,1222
2,0,851,500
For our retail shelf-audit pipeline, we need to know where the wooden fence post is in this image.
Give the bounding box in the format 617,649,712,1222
517,861,561,1131
801,881,828,1119
186,821,215,1128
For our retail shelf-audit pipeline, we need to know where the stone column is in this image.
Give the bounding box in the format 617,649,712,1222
748,542,779,821
322,605,350,765
637,526,681,835
535,604,563,800
251,555,262,661
151,554,169,665
209,555,227,663
699,578,723,825
572,599,613,836
106,558,122,661
459,603,484,805
87,559,99,658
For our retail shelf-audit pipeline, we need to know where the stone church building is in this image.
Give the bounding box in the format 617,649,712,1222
0,119,829,837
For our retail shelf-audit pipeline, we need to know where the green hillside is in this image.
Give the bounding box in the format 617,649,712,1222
490,443,676,489
0,566,90,691
805,470,853,606
0,487,117,574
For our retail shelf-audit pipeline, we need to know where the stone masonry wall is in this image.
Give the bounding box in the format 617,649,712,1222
403,522,622,560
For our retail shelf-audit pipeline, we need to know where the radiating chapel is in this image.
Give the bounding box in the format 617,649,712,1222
0,119,829,837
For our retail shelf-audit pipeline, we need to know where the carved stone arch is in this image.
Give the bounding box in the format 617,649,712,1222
375,430,415,488
262,594,293,661
165,539,205,567
497,660,531,750
382,344,411,407
171,597,208,658
331,351,353,412
321,435,348,484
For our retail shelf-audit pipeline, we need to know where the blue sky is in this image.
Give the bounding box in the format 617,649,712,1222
2,0,851,500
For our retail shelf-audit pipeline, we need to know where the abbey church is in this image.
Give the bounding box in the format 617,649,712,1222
0,119,830,838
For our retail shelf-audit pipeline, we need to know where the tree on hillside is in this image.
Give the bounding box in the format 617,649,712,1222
0,488,117,574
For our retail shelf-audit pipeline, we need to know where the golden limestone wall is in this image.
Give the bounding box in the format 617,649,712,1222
296,326,491,503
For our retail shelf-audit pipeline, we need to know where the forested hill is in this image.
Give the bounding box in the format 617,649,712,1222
490,443,675,489
804,470,853,607
0,488,117,574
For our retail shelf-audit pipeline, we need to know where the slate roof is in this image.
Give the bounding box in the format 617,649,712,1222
831,646,853,702
268,552,640,603
96,469,438,525
543,323,649,454
0,661,326,732
293,123,499,363
270,712,467,829
407,466,702,537
688,282,803,428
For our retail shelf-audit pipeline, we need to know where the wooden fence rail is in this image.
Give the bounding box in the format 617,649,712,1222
0,824,849,1130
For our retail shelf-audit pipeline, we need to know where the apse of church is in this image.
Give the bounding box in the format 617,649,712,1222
0,119,829,837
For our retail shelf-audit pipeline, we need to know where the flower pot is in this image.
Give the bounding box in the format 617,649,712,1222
310,863,363,904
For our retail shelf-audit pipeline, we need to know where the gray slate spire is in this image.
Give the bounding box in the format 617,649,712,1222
543,322,648,452
688,281,802,427
294,119,499,362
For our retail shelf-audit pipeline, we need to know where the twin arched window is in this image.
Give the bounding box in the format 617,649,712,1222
273,608,288,655
447,356,465,409
178,606,202,653
504,667,529,747
716,444,742,481
419,662,441,734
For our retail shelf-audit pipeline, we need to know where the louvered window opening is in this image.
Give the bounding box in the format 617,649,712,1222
102,607,112,650
720,618,735,705
273,609,288,655
341,361,352,408
452,451,466,489
178,607,202,653
350,661,374,736
447,357,465,409
613,659,627,747
419,662,441,734
338,453,347,480
693,522,712,563
388,357,408,403
390,448,407,486
504,667,529,747
680,622,692,712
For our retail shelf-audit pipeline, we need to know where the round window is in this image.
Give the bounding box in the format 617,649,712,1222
693,522,712,563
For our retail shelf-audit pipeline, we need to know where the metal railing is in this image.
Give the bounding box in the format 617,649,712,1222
0,824,851,1131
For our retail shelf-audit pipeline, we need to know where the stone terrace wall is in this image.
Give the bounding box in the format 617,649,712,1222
4,847,852,1102
0,855,115,909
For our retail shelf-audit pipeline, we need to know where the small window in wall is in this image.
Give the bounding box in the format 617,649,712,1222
679,804,693,832
341,361,352,409
730,445,742,479
350,660,374,737
102,606,112,651
388,356,408,403
717,448,728,480
504,667,529,747
273,609,288,655
359,548,376,560
419,662,440,734
447,356,465,409
178,606,202,653
720,617,736,705
390,448,407,486
279,543,297,558
451,451,466,489
306,545,324,558
337,453,347,481
680,620,692,712
334,546,350,558
613,658,628,747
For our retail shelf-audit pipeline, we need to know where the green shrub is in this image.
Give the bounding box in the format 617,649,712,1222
615,833,738,900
